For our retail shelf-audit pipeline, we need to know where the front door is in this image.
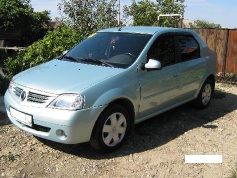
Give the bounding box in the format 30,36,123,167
138,34,181,120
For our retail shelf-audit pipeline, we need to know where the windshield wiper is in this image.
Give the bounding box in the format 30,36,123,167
63,55,78,62
80,58,114,67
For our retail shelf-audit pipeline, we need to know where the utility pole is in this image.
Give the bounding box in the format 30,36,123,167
118,0,120,25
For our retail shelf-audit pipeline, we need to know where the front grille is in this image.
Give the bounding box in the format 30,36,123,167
13,87,23,97
12,86,51,104
27,92,50,104
20,122,51,133
33,124,51,132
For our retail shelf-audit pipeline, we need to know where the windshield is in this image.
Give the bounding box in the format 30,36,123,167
61,32,151,68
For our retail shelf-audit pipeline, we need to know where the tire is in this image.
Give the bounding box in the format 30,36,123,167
193,78,214,109
89,104,131,152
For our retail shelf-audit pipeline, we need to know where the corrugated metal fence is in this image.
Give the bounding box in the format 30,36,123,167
193,29,237,83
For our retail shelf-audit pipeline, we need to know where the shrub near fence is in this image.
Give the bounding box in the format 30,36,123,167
193,28,237,83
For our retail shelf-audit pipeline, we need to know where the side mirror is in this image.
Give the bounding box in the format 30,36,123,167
144,59,162,70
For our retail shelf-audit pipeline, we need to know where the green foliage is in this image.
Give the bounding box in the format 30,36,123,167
0,0,50,46
58,0,118,37
157,0,185,27
3,25,83,80
27,10,51,44
0,51,17,66
123,0,158,26
123,0,185,27
0,51,16,94
190,20,218,28
0,0,31,30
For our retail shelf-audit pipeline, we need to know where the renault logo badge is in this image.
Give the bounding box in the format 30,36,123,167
20,91,27,101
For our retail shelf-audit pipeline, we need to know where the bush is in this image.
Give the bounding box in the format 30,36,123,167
3,24,84,80
0,50,17,66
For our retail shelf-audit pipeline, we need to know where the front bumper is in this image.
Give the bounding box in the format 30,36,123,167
4,90,105,144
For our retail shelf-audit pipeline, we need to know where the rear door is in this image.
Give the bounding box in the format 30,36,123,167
175,34,207,101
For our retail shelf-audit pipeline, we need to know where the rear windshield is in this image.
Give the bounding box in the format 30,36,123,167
62,32,151,68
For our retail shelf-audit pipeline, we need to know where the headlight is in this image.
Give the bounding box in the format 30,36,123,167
48,94,85,110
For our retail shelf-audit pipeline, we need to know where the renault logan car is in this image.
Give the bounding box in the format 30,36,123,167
4,26,217,152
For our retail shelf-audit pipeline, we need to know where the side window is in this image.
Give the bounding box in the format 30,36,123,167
178,35,200,61
147,35,175,67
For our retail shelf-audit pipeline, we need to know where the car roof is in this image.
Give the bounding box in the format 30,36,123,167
98,26,191,35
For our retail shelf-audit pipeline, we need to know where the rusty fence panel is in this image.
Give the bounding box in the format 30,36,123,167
226,30,237,74
195,29,228,73
194,28,237,83
215,29,229,74
206,29,217,52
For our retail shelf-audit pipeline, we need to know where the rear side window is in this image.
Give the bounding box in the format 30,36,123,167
178,35,200,61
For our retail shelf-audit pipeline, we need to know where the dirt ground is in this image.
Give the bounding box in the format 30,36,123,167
0,83,237,178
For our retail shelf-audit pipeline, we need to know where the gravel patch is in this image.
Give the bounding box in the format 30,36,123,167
0,83,237,177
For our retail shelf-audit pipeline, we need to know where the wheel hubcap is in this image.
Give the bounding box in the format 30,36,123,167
102,112,127,147
202,84,212,105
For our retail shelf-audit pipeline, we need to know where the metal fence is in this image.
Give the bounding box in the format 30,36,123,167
0,47,26,51
193,29,237,83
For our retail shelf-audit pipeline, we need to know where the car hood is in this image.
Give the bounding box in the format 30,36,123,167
13,59,124,94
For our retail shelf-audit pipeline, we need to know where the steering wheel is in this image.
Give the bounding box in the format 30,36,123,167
124,53,136,58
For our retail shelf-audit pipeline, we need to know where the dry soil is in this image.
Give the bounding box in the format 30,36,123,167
0,83,237,178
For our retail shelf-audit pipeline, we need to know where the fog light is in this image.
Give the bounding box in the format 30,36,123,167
56,129,67,140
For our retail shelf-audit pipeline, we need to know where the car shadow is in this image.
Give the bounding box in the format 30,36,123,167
0,111,11,126
28,88,237,159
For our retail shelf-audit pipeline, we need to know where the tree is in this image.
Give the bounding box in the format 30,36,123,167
190,20,219,29
28,10,51,44
157,0,185,27
58,0,118,37
123,0,158,26
123,0,185,27
3,25,83,80
0,0,50,46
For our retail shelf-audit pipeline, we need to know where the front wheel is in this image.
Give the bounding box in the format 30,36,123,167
89,104,131,152
193,79,214,109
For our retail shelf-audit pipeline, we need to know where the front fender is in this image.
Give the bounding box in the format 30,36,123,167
92,88,139,110
85,87,140,139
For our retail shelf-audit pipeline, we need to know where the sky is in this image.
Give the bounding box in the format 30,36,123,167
31,0,237,29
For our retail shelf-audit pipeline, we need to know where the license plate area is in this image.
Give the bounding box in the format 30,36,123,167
10,107,33,127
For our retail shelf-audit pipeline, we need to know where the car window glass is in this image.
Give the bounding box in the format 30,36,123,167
63,32,151,68
147,35,175,66
178,35,200,61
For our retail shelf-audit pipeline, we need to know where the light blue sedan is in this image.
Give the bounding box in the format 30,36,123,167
4,26,217,152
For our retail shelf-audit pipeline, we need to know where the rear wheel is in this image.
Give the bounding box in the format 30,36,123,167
89,104,131,152
193,79,214,109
